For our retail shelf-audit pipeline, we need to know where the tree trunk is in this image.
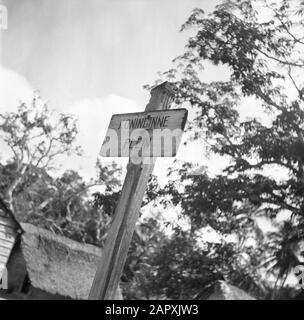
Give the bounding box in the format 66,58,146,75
4,165,27,213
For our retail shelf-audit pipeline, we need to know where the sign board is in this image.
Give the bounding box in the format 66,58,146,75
100,108,188,157
90,82,184,300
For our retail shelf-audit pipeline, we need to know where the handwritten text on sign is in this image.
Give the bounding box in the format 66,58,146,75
100,109,188,159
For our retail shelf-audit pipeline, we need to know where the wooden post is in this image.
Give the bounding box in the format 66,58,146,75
89,82,175,300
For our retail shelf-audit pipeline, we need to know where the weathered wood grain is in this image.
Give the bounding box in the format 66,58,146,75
0,232,16,243
0,238,15,249
0,245,11,257
0,255,9,264
0,224,16,236
0,263,5,273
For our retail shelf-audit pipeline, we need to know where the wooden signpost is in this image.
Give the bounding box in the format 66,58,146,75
100,108,188,158
89,82,187,300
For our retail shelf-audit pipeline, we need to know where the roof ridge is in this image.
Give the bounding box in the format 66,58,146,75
21,222,102,256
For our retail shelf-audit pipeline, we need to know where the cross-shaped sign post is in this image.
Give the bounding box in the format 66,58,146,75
89,82,188,300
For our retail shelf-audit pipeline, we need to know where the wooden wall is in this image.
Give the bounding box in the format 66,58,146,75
0,209,18,280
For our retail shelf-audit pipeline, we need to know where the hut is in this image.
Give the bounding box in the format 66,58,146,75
0,200,122,300
0,199,22,286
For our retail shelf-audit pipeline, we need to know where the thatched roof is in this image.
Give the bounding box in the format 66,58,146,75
20,223,103,300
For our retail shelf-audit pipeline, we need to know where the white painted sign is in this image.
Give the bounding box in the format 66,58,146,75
100,108,188,158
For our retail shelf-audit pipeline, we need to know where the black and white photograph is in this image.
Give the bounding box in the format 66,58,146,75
0,0,304,305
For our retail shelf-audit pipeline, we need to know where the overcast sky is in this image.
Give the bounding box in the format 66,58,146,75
0,0,230,180
1,0,218,107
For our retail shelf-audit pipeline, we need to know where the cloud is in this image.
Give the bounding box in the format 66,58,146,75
0,66,34,111
65,95,142,180
0,66,34,162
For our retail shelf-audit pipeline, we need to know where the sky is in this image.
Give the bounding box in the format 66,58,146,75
0,0,230,181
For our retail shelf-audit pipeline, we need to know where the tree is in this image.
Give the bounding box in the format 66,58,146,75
141,0,304,298
0,96,81,212
0,97,125,248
